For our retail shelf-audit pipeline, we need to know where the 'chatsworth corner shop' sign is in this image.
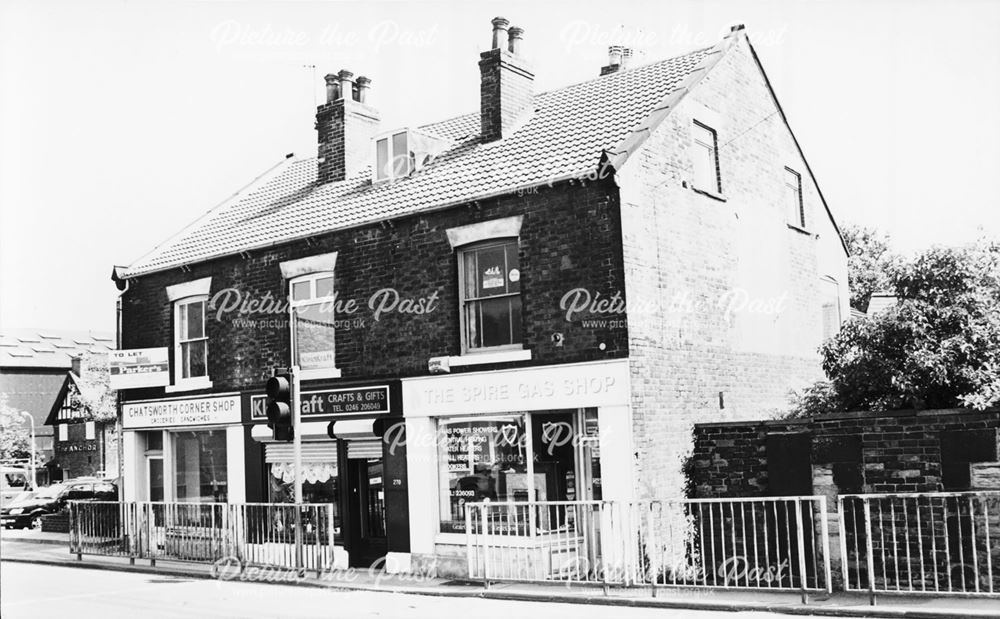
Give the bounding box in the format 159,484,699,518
123,394,241,429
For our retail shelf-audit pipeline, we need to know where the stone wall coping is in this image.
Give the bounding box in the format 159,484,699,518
694,408,1000,430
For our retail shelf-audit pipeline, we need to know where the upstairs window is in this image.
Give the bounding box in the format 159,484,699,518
786,167,805,228
691,121,721,194
290,272,338,374
821,277,842,340
175,297,208,381
375,131,411,182
459,240,522,351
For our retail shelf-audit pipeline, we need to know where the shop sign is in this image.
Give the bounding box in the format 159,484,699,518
123,394,240,429
251,385,391,421
109,348,170,389
403,360,630,417
58,441,97,452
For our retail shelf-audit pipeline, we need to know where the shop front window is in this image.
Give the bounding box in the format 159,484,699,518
267,461,341,540
173,429,228,503
438,410,599,534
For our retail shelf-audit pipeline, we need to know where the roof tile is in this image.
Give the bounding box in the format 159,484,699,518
124,46,713,277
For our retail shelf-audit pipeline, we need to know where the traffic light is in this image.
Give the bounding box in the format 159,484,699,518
266,368,294,441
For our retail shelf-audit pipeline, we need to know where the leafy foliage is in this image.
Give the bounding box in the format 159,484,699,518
842,224,901,313
786,381,841,419
0,394,32,462
821,239,1000,412
68,353,117,422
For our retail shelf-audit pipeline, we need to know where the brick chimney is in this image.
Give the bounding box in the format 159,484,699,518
600,45,633,76
71,355,82,376
479,17,534,142
316,69,380,183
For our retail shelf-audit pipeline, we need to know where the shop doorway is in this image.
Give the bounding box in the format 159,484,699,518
345,455,387,568
146,456,164,502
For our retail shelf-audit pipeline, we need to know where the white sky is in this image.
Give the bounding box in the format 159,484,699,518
2,0,999,333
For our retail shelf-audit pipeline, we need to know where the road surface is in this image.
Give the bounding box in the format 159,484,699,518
2,561,821,619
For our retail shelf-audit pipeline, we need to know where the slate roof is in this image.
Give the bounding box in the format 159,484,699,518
0,329,114,369
123,39,730,277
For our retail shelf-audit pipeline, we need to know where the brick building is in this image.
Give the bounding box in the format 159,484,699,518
43,353,118,481
111,20,848,575
0,329,114,486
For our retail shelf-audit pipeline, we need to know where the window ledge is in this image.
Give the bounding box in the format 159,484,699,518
298,367,342,381
786,223,815,237
448,349,532,367
693,186,727,202
165,377,213,393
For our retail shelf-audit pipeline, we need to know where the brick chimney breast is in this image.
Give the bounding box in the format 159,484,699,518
316,69,380,184
479,17,534,142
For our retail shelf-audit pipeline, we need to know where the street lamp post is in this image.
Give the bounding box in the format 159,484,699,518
20,411,36,489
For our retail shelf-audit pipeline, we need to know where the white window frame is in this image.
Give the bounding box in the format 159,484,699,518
167,295,212,392
85,421,96,440
691,120,722,195
821,276,842,341
373,130,411,182
289,271,342,380
457,238,524,355
58,424,68,442
786,167,806,229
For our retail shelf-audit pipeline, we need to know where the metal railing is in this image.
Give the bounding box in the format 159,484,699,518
840,492,1000,600
465,496,832,597
69,501,336,574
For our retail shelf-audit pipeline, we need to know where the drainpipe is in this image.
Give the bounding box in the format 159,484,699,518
112,267,130,486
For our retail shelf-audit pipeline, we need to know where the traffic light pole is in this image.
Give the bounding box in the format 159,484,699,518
291,365,303,572
292,365,302,504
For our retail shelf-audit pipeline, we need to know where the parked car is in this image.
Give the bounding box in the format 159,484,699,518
0,479,118,529
1,466,33,506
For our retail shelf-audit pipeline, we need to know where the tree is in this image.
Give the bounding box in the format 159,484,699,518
842,224,900,313
0,394,32,463
67,353,117,422
820,239,1000,412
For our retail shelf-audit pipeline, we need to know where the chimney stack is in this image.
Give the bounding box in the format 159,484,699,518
316,68,380,183
600,45,633,76
479,17,534,142
71,355,82,376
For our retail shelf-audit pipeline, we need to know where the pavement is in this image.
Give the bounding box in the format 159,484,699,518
2,529,999,618
0,562,835,619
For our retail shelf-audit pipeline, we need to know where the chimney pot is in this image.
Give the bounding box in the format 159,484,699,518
479,19,533,142
355,76,371,104
490,16,510,49
324,73,340,103
316,69,380,183
608,45,623,66
507,26,524,55
337,69,354,100
600,45,633,76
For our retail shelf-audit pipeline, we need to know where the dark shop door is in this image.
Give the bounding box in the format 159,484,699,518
346,456,388,568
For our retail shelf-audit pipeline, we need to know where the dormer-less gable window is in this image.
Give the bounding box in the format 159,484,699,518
375,131,411,182
692,120,721,195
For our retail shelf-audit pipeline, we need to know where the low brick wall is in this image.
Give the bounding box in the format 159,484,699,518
41,511,70,533
690,408,1000,498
